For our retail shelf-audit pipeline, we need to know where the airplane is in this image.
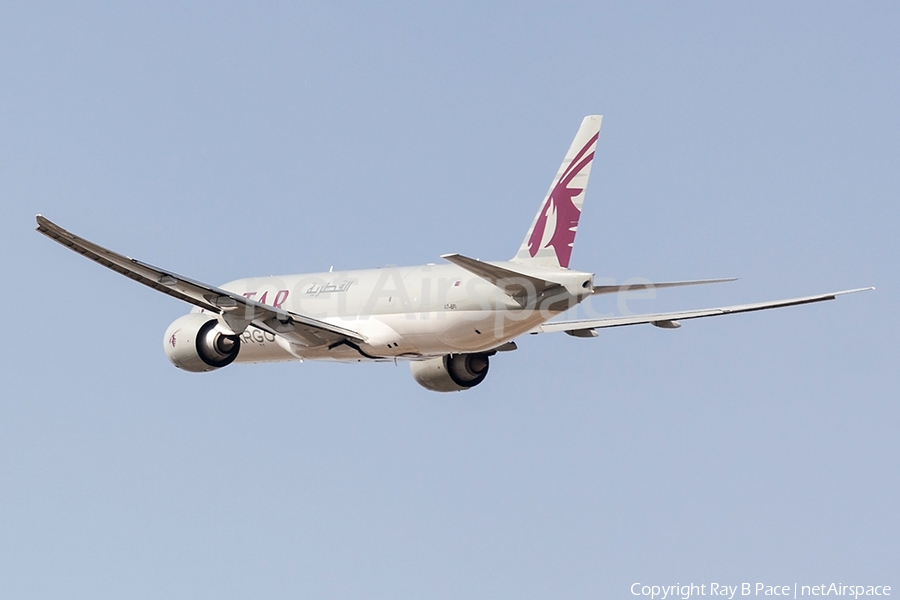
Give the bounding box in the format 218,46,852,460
36,115,873,392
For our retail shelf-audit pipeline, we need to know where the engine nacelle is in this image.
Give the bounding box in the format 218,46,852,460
163,314,241,372
409,353,490,392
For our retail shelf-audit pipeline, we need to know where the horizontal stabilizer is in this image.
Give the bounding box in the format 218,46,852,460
591,277,737,295
442,253,562,299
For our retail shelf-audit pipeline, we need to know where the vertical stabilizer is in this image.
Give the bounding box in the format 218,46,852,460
512,115,602,269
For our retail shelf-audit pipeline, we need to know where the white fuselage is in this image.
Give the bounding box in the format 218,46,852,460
195,262,594,363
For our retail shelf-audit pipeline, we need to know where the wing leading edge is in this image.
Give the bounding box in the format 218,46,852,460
537,287,874,336
35,215,364,347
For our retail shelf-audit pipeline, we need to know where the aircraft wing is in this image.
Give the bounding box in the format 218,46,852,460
537,287,874,336
35,215,364,347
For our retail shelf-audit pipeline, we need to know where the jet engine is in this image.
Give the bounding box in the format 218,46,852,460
409,353,490,392
163,313,241,372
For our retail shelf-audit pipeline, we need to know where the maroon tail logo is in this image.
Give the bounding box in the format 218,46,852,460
526,133,598,268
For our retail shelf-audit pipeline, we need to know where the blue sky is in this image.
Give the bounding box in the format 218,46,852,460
1,2,897,598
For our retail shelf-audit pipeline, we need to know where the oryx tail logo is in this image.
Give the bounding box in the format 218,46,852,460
526,132,598,268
